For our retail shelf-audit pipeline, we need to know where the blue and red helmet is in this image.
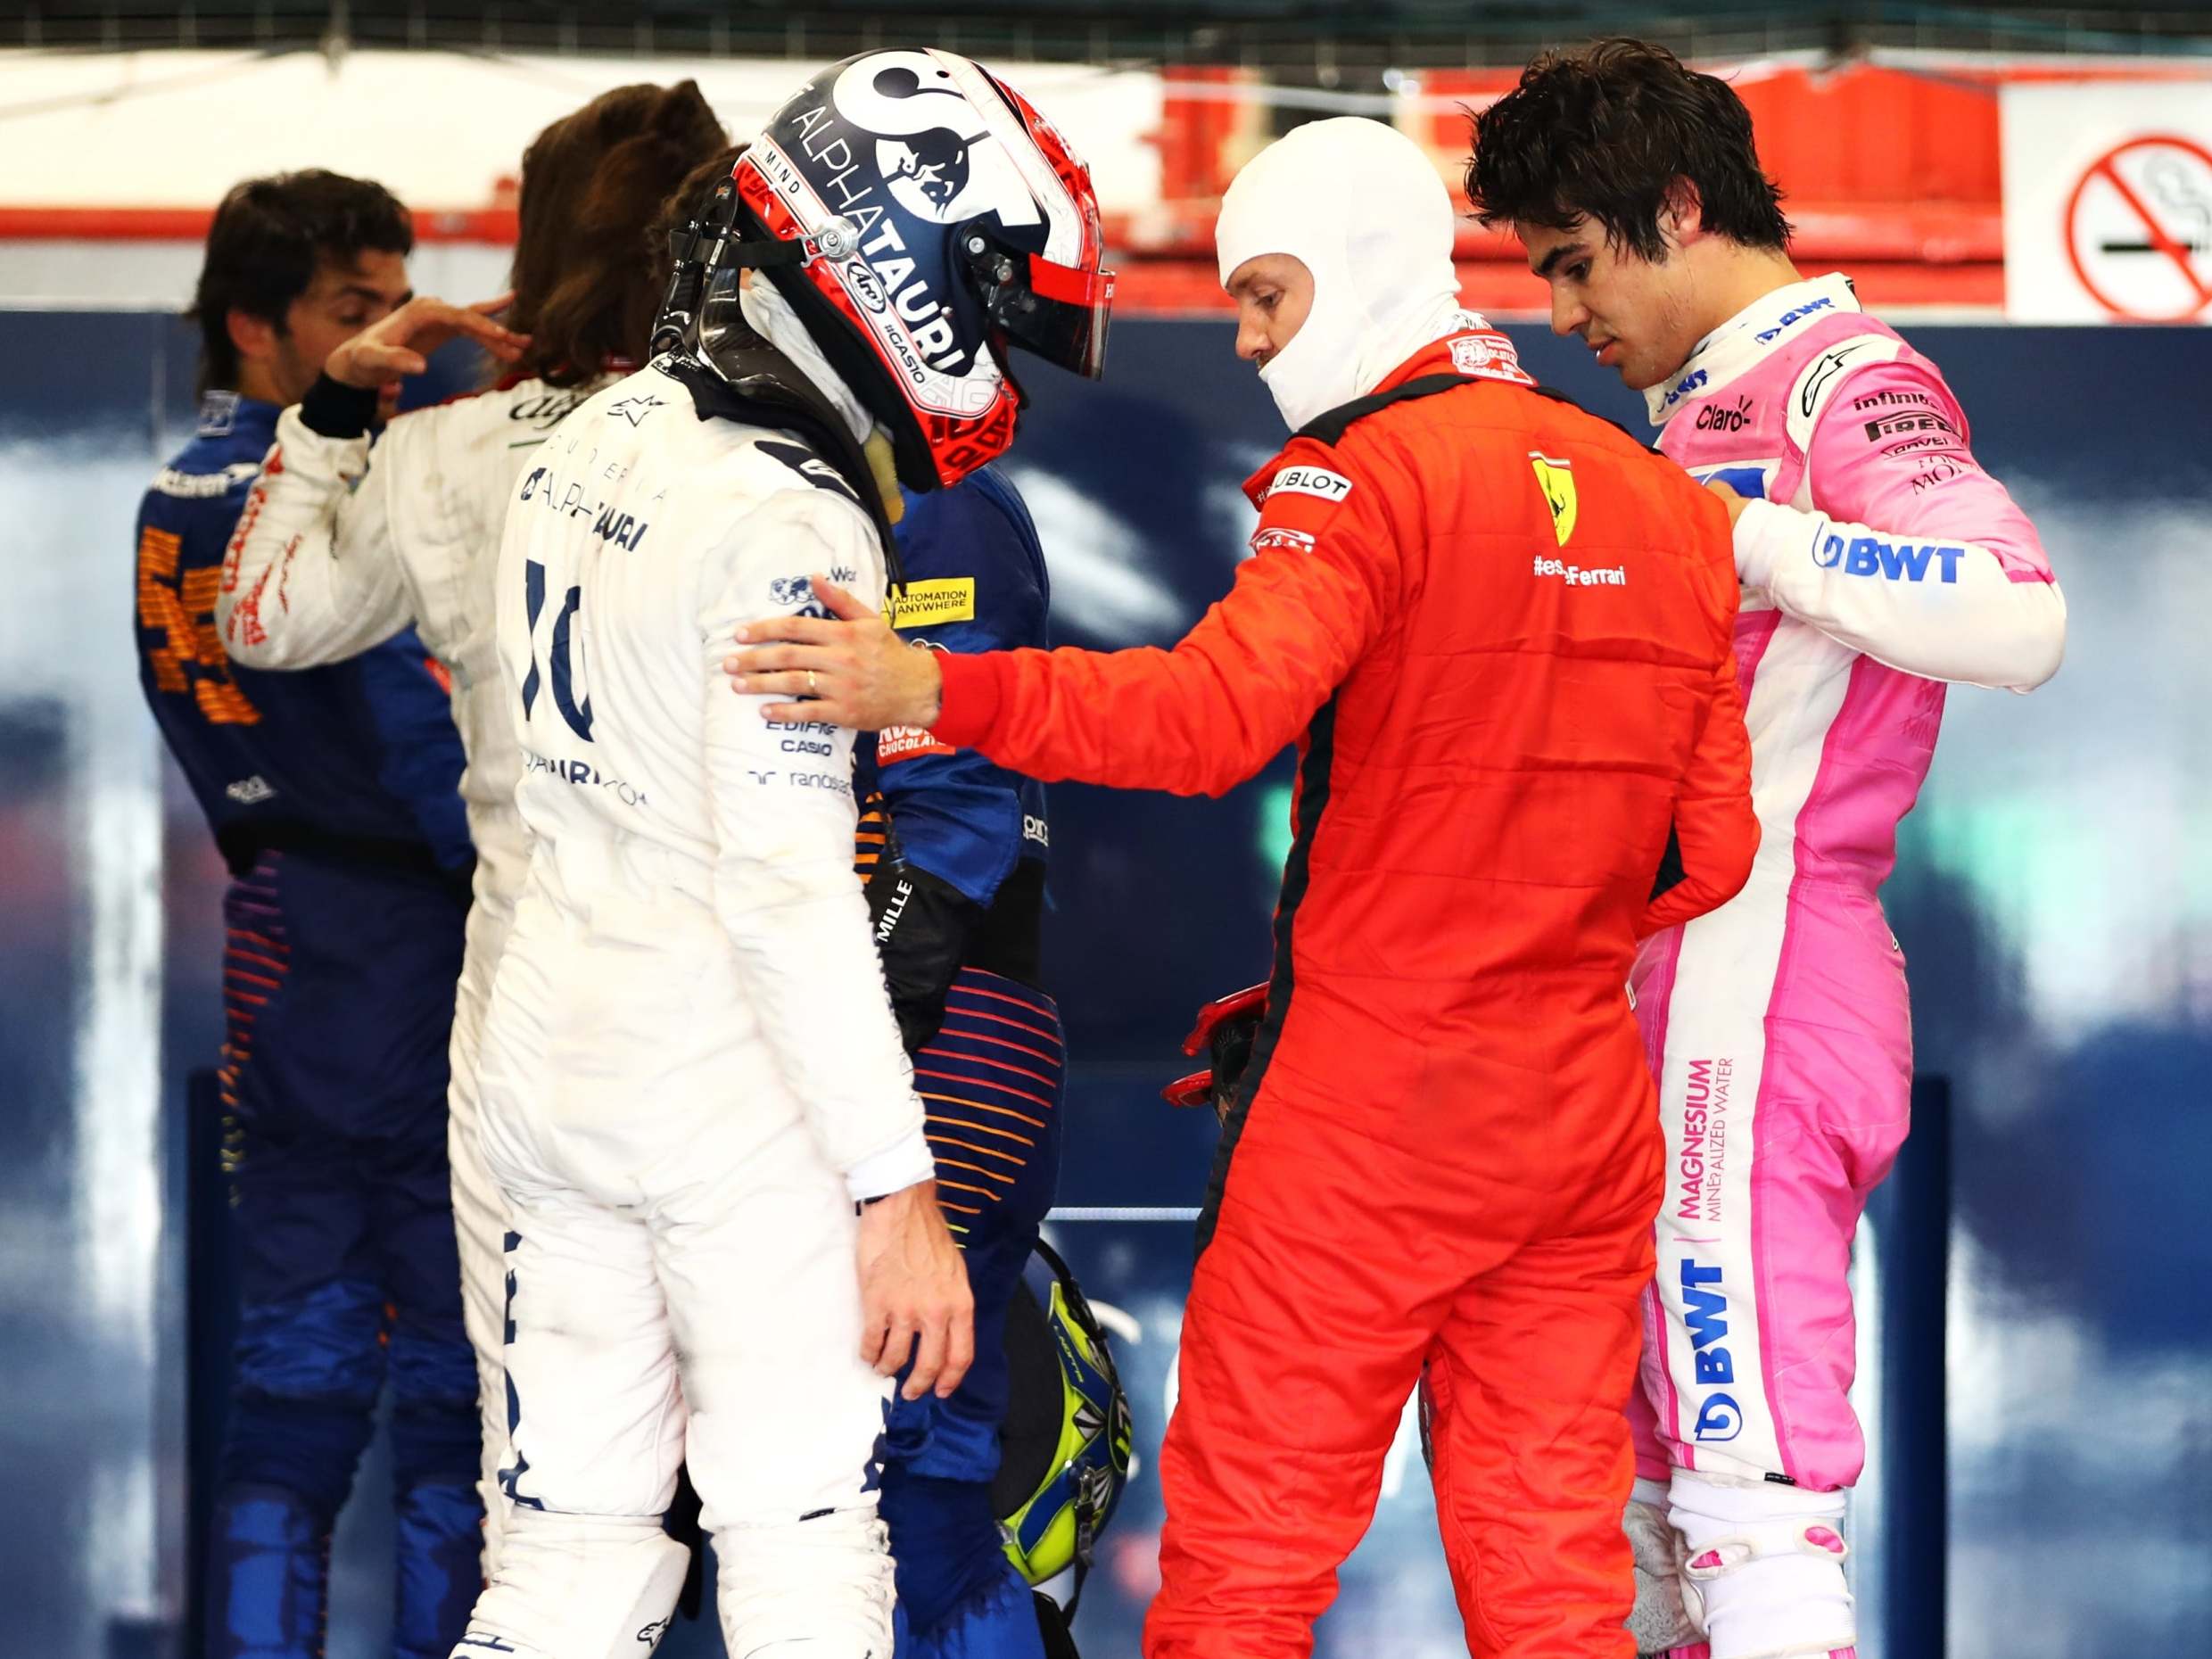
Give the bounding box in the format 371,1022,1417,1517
734,49,1116,491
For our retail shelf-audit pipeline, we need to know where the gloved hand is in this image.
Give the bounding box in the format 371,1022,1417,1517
866,859,983,1053
1161,982,1270,1124
1623,1489,1704,1654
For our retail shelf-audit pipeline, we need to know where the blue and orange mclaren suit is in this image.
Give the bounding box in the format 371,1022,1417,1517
134,389,479,1659
862,467,1067,1659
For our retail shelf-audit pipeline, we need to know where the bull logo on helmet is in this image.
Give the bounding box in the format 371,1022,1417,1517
832,52,1042,231
884,128,973,216
745,47,1110,492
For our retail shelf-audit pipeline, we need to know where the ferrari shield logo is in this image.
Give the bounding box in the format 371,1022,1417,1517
1529,452,1577,545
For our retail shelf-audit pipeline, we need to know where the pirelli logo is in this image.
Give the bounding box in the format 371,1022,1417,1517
885,577,977,630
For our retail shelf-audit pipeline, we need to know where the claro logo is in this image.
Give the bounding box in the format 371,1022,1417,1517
1680,1259,1743,1443
1694,397,1753,433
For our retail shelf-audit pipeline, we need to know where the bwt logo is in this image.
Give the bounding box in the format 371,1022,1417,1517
1754,294,1834,343
1813,536,1965,583
1694,1393,1745,1443
1659,367,1708,410
1680,1259,1744,1443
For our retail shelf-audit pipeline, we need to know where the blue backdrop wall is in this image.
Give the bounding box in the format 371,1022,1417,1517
2,308,2206,1659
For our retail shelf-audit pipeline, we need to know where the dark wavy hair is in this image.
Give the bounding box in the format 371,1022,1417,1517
189,170,412,394
1465,38,1791,258
508,80,730,387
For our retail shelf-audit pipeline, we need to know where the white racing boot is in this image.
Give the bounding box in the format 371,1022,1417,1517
717,1506,897,1658
1625,1476,1704,1655
450,1512,691,1656
1670,1470,1856,1659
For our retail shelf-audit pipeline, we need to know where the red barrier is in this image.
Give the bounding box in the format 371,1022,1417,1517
0,62,2101,314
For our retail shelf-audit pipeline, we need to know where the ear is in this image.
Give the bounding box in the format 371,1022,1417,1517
1660,179,1705,250
227,307,281,368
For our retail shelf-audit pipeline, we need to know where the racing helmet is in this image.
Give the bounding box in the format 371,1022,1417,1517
993,1240,1134,1589
731,49,1115,491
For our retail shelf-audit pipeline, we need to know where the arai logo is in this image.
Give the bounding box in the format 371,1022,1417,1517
845,258,890,313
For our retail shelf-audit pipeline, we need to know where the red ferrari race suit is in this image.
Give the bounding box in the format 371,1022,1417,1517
929,330,1761,1659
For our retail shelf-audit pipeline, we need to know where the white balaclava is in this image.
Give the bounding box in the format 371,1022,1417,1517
1215,117,1472,433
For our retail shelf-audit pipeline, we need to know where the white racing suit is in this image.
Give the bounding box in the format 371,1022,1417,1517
218,369,608,1571
453,359,933,1658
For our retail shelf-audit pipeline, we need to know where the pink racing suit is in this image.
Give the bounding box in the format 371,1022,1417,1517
1632,275,2065,1498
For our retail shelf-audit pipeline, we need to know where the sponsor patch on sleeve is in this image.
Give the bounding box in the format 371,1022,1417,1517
1261,465,1354,505
1248,525,1317,556
878,724,956,764
1449,332,1531,384
885,577,977,630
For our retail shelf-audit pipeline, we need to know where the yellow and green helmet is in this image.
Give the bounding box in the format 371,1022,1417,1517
993,1239,1135,1588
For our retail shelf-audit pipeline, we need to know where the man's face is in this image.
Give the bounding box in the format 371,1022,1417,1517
1224,253,1315,372
1518,218,1700,392
263,249,411,404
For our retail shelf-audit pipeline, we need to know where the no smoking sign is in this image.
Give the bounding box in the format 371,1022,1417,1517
2064,135,2212,321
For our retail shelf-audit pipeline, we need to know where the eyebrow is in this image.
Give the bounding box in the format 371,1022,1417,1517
1532,242,1588,279
335,284,409,306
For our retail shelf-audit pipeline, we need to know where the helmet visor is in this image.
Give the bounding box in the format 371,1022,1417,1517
962,223,1116,381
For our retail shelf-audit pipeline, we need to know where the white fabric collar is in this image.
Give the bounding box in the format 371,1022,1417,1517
1644,271,1860,427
